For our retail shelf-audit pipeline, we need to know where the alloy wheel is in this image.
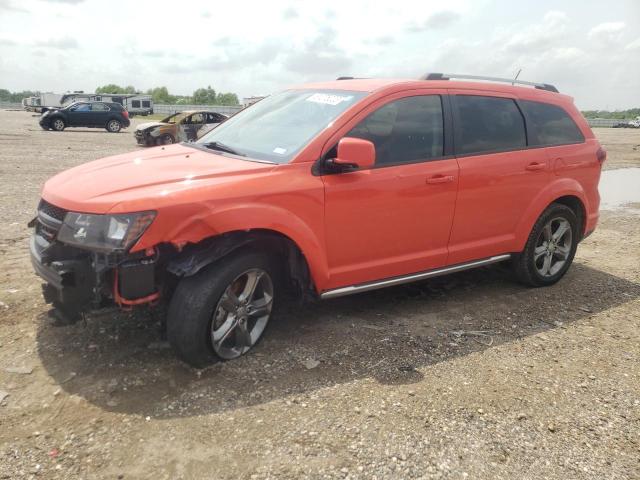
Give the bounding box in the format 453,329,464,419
534,217,572,277
210,268,274,360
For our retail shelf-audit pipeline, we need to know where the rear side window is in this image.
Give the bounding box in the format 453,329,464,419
520,100,584,146
346,95,444,166
92,103,109,111
454,95,526,155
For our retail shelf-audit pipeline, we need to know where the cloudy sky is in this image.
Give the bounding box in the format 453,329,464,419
0,0,638,109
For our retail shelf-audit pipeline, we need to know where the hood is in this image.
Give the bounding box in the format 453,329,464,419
135,121,168,131
42,144,275,214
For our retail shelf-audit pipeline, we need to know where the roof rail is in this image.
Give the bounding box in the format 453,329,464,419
421,73,559,93
336,76,354,80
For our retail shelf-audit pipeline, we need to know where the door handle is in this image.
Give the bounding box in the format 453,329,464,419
426,175,455,184
525,162,546,171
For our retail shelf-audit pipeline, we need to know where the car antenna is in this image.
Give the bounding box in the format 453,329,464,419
512,68,522,85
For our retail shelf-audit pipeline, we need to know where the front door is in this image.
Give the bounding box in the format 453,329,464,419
322,93,459,290
67,103,92,126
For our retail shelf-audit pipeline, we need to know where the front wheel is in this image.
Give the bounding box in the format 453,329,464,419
51,118,65,131
512,203,579,287
167,251,277,367
106,119,122,133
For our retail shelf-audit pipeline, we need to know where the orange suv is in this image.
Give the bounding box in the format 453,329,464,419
30,73,605,366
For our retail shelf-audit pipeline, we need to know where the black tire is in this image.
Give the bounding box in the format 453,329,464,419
40,124,50,131
157,133,174,145
512,203,579,287
51,117,65,131
106,119,122,133
167,251,278,368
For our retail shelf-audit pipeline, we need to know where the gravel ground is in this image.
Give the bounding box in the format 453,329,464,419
0,111,639,479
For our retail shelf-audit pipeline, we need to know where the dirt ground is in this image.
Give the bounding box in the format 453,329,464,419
0,111,639,480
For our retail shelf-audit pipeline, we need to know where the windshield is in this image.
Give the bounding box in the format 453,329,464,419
196,89,367,163
161,112,187,124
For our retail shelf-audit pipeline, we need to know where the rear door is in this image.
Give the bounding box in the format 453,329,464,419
447,91,552,265
321,90,459,289
90,102,111,126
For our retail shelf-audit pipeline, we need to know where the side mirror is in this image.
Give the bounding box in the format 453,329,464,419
331,137,375,171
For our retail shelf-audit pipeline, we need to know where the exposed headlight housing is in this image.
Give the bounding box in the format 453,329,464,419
57,211,156,252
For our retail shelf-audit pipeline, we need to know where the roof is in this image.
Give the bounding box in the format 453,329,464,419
290,78,574,103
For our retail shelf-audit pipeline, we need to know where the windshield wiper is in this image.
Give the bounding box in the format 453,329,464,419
201,141,246,156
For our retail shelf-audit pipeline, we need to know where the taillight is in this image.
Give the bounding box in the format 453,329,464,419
122,110,129,119
596,147,607,164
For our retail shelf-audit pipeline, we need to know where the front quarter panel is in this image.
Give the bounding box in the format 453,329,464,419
129,162,331,290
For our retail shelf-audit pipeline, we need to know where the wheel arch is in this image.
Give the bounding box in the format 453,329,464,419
166,229,317,299
514,179,589,251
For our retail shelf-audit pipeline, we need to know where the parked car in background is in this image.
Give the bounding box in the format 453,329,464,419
30,73,604,367
39,101,131,132
134,110,228,146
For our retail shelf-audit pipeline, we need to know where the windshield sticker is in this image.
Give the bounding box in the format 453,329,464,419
306,93,353,106
273,147,287,155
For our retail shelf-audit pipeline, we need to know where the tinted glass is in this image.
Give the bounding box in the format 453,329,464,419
142,100,151,108
455,95,526,155
345,95,444,166
520,100,584,146
131,100,141,108
92,103,109,111
72,103,90,112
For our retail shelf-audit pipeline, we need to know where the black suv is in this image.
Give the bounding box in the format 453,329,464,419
40,102,131,133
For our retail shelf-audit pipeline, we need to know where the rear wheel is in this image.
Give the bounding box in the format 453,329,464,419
106,119,122,133
51,118,65,131
513,203,579,287
167,251,277,367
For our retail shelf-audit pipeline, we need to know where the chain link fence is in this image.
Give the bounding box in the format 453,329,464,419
587,118,626,128
152,104,243,116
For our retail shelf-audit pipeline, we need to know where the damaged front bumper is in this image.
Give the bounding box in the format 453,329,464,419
30,200,161,316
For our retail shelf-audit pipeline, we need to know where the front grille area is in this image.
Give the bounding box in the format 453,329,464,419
38,199,67,222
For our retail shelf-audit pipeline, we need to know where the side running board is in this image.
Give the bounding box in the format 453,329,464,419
320,254,511,300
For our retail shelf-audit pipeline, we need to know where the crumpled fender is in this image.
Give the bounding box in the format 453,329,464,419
513,177,589,251
134,201,330,291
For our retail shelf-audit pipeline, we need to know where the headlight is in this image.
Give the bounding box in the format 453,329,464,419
57,211,156,251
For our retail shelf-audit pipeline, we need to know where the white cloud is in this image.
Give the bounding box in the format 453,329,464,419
406,10,461,32
625,38,640,50
0,0,637,109
588,21,626,42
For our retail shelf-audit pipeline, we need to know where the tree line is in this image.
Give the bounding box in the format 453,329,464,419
581,108,640,120
95,84,240,106
0,85,240,106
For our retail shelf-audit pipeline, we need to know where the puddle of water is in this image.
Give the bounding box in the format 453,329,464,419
599,167,640,211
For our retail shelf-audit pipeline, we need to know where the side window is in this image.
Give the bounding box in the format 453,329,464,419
345,95,444,166
131,100,141,108
73,103,90,112
92,103,109,111
142,100,151,108
454,95,526,155
520,100,584,146
189,113,204,124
